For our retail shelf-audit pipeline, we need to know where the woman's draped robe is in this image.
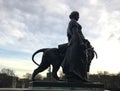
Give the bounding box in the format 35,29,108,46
62,19,87,80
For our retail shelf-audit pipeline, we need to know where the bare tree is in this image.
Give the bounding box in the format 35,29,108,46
0,68,15,76
23,73,43,80
23,73,32,80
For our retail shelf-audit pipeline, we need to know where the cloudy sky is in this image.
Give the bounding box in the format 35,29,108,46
0,0,120,77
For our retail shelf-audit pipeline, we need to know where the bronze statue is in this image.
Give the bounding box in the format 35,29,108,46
62,11,97,82
31,11,97,82
31,42,96,81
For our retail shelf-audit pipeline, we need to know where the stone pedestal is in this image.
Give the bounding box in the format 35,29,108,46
29,81,104,91
0,81,104,91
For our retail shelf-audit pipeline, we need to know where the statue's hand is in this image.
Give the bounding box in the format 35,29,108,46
68,42,71,46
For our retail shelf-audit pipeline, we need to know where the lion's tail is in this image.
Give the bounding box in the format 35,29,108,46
32,48,49,66
93,50,98,59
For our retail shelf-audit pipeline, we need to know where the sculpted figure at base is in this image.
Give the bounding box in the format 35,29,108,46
31,11,97,82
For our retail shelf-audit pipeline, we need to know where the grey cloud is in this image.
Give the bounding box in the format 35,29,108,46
118,37,120,41
108,33,115,40
0,0,103,49
0,0,120,54
99,0,120,12
63,0,90,10
0,0,40,14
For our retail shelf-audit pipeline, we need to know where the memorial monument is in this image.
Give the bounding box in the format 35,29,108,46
30,11,104,91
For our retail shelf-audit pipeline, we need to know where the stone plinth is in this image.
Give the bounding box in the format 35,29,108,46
29,81,104,91
0,81,104,91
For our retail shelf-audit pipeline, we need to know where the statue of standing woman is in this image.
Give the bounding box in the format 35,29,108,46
62,11,88,82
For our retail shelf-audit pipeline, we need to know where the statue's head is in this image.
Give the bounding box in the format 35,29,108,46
69,11,79,21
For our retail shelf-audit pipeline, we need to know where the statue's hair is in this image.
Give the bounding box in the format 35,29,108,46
69,11,79,19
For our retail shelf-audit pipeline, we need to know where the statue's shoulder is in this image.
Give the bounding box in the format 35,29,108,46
69,19,77,27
